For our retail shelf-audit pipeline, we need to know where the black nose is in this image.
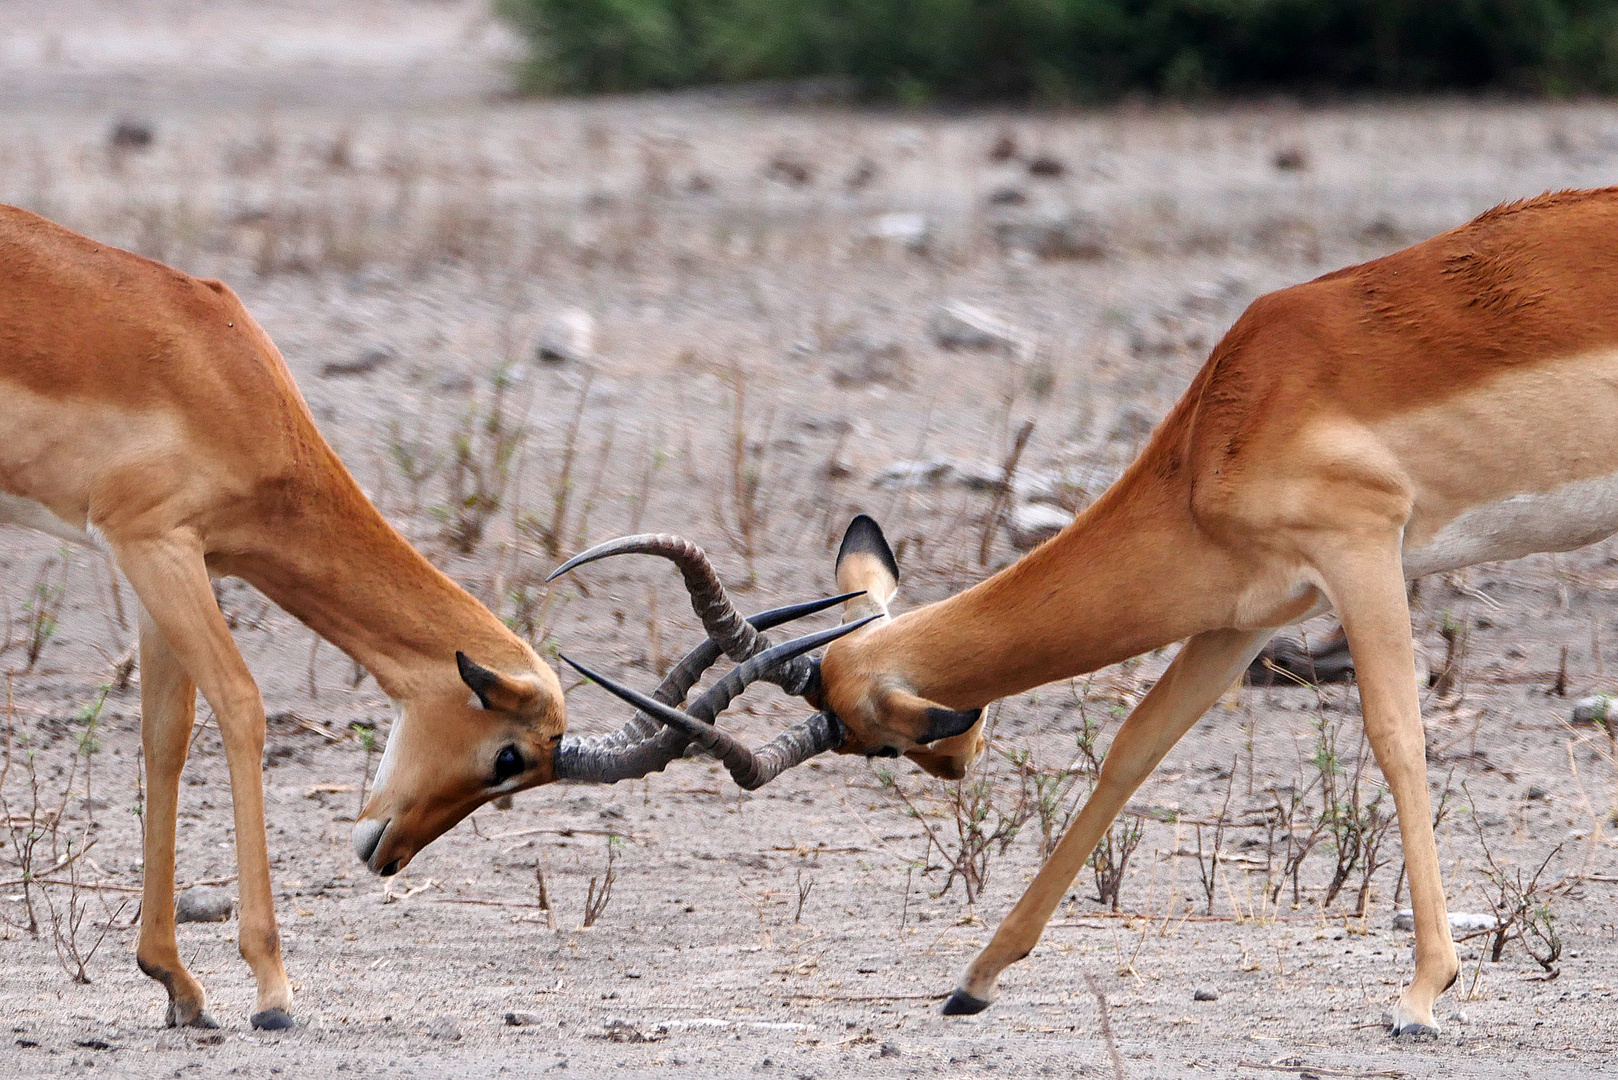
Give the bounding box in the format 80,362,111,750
380,860,401,876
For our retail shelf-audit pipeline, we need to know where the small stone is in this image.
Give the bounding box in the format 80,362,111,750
1192,986,1219,1002
864,212,930,253
929,302,1026,352
321,346,395,378
1393,910,1494,932
110,118,155,150
987,201,1107,261
425,1016,461,1041
1007,504,1074,551
1026,154,1066,178
174,886,233,924
1526,783,1548,801
872,458,958,490
1273,146,1308,171
1447,1011,1471,1025
1572,694,1612,724
505,1011,543,1027
876,1041,901,1057
531,308,595,365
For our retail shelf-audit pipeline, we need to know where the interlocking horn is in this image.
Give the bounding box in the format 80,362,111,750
550,594,863,783
548,535,760,662
559,616,878,790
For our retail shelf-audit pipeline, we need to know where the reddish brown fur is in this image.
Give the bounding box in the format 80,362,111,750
0,205,565,1027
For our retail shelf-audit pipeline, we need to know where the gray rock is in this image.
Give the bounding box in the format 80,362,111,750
1526,784,1548,801
877,1041,902,1057
873,458,959,490
321,346,395,378
174,886,233,924
1192,986,1219,1002
505,1011,543,1027
1572,694,1612,724
929,301,1025,352
864,212,930,253
1007,504,1074,550
531,308,595,365
1393,909,1495,932
987,202,1106,260
1447,1010,1471,1025
425,1015,462,1041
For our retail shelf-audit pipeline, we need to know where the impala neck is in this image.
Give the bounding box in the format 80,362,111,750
215,454,527,704
884,471,1236,710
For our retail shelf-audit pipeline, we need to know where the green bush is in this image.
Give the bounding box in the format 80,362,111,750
496,0,1618,101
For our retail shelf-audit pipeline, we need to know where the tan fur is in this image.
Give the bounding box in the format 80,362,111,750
819,188,1618,1032
0,206,565,1026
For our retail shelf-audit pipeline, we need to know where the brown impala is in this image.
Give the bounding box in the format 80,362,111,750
555,188,1618,1038
0,205,864,1030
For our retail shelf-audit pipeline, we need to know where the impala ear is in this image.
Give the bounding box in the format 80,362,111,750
919,705,984,744
456,651,540,713
836,514,899,620
880,688,983,745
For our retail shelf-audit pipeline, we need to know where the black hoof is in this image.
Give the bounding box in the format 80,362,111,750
941,989,991,1016
167,1008,219,1030
251,1009,295,1031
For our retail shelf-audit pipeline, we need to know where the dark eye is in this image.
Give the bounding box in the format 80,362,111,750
493,745,524,784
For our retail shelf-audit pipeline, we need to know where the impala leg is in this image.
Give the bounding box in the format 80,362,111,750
1314,545,1456,1038
134,608,216,1028
945,627,1273,1014
116,538,294,1031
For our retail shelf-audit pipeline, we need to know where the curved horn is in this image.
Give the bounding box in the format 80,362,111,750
557,616,877,790
548,535,759,661
551,595,864,783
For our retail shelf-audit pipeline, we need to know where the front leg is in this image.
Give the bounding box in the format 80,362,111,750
134,609,215,1028
116,537,294,1030
1312,541,1457,1037
945,627,1273,1013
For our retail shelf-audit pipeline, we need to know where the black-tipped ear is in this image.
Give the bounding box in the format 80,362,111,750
457,651,499,709
919,706,983,745
837,514,899,582
457,651,543,714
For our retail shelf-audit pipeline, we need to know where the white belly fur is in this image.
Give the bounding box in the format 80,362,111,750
1402,471,1618,579
0,492,98,548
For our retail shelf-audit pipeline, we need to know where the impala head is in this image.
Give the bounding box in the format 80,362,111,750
816,514,987,779
351,649,565,876
545,515,985,794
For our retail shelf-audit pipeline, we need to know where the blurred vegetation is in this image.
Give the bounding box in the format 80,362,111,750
495,0,1618,102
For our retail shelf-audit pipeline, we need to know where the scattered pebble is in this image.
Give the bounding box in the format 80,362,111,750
1572,694,1612,724
174,885,233,924
321,345,394,378
110,118,155,150
1273,146,1309,171
986,201,1106,261
424,1015,461,1041
1526,783,1548,801
1007,503,1074,550
762,153,814,187
1026,154,1066,178
1193,986,1219,1002
504,1011,543,1027
864,212,930,253
877,1041,902,1058
1447,1011,1471,1025
929,301,1026,352
987,132,1018,162
531,308,595,365
1393,910,1495,932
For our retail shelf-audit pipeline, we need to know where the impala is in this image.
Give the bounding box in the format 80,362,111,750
553,187,1618,1038
0,205,864,1030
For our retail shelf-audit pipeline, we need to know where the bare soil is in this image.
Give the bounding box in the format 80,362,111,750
1,4,1616,1077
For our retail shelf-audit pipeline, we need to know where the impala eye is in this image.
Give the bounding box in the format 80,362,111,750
493,745,524,784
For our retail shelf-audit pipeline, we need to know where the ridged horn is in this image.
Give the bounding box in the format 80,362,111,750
548,534,759,661
557,616,877,789
550,595,864,783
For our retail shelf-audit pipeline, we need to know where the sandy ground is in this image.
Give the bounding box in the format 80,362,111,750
2,3,1618,1077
